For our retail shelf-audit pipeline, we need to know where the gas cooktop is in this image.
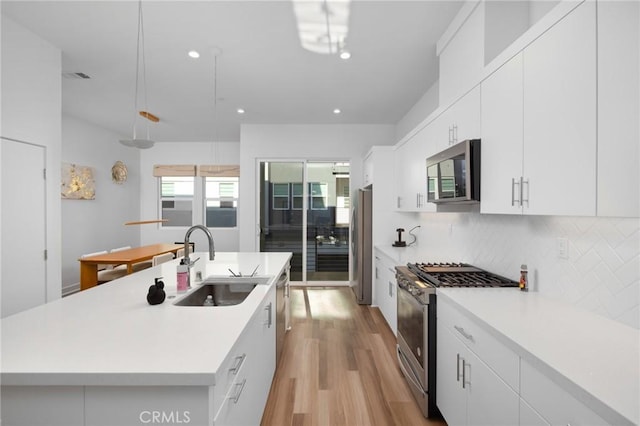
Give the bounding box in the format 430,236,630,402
406,262,518,288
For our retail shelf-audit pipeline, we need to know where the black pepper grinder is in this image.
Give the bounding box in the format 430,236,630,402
147,277,166,305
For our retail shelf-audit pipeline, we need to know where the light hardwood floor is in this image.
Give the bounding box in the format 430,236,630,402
261,286,447,426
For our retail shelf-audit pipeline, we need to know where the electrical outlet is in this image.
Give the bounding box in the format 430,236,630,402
557,237,569,259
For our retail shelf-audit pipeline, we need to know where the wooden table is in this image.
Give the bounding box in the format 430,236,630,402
79,243,183,291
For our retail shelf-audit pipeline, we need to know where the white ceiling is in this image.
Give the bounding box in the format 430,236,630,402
2,1,464,142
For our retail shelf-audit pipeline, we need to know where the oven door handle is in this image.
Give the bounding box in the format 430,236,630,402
396,345,426,396
398,285,428,308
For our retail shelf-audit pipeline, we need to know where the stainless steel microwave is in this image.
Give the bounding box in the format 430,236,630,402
426,139,480,204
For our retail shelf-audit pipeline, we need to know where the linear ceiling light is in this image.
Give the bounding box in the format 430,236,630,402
292,0,351,55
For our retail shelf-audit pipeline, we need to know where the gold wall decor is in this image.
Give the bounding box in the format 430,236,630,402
112,161,128,184
61,162,95,200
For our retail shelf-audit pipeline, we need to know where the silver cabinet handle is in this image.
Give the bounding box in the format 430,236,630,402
229,354,246,375
512,178,521,206
522,178,530,206
452,124,458,144
230,379,247,403
375,267,378,279
397,196,402,209
462,359,467,389
456,353,461,382
454,325,473,341
265,302,272,327
388,281,394,297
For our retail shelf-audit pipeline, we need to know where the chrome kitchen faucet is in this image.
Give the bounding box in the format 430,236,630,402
183,225,215,287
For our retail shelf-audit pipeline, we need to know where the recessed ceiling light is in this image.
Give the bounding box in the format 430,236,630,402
333,108,342,114
188,50,200,59
339,51,351,60
237,108,245,114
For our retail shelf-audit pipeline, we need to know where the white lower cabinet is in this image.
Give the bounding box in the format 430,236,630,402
437,296,618,426
519,397,549,426
1,386,85,426
437,298,519,426
214,285,276,425
373,249,398,335
520,358,608,426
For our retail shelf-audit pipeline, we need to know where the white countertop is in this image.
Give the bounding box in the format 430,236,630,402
1,252,291,387
438,288,640,426
374,244,423,265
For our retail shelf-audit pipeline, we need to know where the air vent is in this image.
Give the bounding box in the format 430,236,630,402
62,72,91,79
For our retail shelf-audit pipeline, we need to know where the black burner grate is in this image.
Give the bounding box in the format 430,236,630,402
407,262,518,288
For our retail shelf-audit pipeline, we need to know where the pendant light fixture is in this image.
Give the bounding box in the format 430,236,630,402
120,0,155,149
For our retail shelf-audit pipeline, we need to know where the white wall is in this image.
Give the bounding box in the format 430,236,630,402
391,212,639,329
139,141,240,252
1,16,62,304
60,115,141,293
239,124,396,251
394,81,439,143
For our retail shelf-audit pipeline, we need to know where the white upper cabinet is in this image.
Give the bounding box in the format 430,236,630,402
438,1,485,107
597,0,640,218
481,1,597,216
394,126,436,212
480,53,524,215
430,86,482,157
522,0,597,216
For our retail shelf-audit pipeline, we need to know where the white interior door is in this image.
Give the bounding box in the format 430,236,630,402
1,138,47,317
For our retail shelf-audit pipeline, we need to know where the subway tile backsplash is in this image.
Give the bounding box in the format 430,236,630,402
412,213,639,329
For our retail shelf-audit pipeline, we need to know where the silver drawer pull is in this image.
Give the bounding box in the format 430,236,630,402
229,379,247,403
229,354,246,374
454,325,473,341
456,353,461,382
462,359,468,389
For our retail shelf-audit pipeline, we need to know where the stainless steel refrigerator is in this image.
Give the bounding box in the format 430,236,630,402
350,187,372,304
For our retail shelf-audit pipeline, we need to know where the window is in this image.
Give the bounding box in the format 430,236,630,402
155,164,239,228
205,177,238,228
160,176,194,227
292,183,303,210
273,183,290,210
309,182,328,210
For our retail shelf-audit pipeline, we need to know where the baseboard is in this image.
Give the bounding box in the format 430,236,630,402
62,282,81,297
291,281,350,287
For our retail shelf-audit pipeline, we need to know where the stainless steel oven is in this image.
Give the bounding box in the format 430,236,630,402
396,266,436,418
396,262,518,419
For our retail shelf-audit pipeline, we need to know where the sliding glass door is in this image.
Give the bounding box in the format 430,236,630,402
258,161,350,283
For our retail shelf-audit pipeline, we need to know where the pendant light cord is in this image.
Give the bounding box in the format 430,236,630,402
212,51,220,163
322,0,333,54
133,0,150,140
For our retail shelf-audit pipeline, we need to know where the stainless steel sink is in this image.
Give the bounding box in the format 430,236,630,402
173,276,271,307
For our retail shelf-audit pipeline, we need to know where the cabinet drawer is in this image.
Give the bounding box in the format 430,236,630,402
438,297,519,391
213,352,251,425
519,397,549,426
212,340,249,412
520,359,609,426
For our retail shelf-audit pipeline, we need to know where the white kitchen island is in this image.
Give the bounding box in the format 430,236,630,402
1,252,291,426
